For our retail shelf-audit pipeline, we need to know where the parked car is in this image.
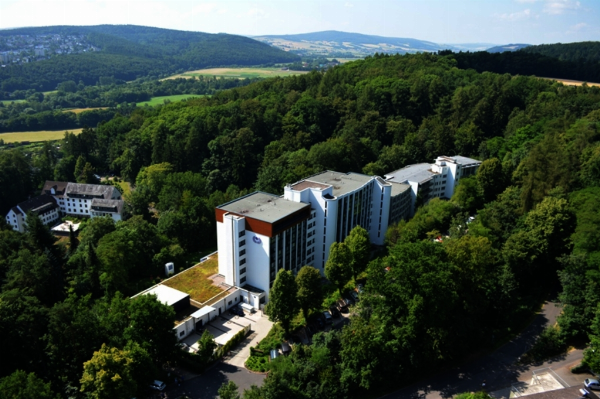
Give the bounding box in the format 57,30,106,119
323,310,333,324
350,291,359,302
150,380,166,391
329,306,341,318
585,379,600,390
232,306,244,317
344,295,355,305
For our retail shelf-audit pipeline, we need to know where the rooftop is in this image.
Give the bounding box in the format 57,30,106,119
389,181,411,197
14,194,58,215
65,182,116,199
42,180,68,195
438,155,481,166
218,191,309,224
51,220,80,234
385,163,435,185
162,254,226,304
143,284,189,307
299,171,374,198
91,198,124,214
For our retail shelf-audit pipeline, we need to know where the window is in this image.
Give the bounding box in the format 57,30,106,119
239,230,245,237
240,240,246,246
179,331,185,337
228,300,232,305
240,276,246,283
239,249,245,256
240,267,246,274
240,258,246,265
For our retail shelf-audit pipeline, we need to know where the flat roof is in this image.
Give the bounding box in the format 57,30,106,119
218,191,309,224
190,306,216,319
290,180,330,191
385,163,435,185
302,171,374,198
451,155,481,166
389,181,411,196
143,285,189,307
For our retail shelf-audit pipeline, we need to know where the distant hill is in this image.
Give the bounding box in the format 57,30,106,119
254,30,460,56
486,43,531,53
0,25,299,92
520,41,600,63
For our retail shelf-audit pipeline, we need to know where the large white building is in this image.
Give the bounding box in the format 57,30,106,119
42,181,124,222
215,156,481,299
216,171,412,297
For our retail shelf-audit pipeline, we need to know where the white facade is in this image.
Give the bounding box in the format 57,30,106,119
216,172,412,298
43,181,124,220
5,195,61,233
385,155,482,216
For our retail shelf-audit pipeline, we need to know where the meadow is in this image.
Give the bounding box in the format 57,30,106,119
164,67,308,80
136,94,205,106
0,128,83,143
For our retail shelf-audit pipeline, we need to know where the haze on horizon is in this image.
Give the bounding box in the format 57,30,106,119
0,0,598,45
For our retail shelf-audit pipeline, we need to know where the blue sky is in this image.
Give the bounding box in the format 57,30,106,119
0,0,598,45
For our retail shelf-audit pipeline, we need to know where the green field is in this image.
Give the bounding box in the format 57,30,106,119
1,99,26,105
136,94,205,106
0,128,83,143
165,67,308,80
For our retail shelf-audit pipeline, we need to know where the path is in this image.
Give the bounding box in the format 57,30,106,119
382,300,591,398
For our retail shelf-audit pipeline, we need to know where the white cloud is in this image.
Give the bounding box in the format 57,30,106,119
572,22,587,30
543,0,581,15
515,0,540,3
497,9,532,21
344,2,354,7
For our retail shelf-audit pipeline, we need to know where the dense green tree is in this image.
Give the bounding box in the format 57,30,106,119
344,226,371,280
0,370,59,399
451,176,483,213
265,269,299,334
219,381,240,399
296,266,323,321
324,242,352,293
80,344,137,399
476,158,505,202
197,330,217,366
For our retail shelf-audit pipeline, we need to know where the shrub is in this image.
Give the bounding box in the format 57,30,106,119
215,328,248,358
523,327,566,363
245,355,269,372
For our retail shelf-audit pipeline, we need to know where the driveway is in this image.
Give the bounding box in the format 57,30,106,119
381,300,592,398
162,362,265,399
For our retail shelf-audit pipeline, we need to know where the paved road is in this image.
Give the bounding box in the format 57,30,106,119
160,362,265,399
381,300,590,399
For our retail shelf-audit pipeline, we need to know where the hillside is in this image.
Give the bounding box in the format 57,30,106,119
520,41,600,63
486,43,531,53
0,25,299,92
254,30,457,56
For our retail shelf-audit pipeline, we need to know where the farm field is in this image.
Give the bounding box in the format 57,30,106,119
164,67,309,80
136,94,205,106
63,107,108,114
541,77,600,87
0,128,83,143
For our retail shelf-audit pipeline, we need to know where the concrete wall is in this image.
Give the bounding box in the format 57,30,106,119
245,231,269,295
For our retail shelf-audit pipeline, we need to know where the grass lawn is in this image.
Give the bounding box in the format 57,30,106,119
136,94,205,106
164,67,308,80
162,254,222,303
0,128,83,143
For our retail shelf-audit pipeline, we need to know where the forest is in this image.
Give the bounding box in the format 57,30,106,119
0,76,256,132
0,25,299,92
447,41,600,83
1,51,600,398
